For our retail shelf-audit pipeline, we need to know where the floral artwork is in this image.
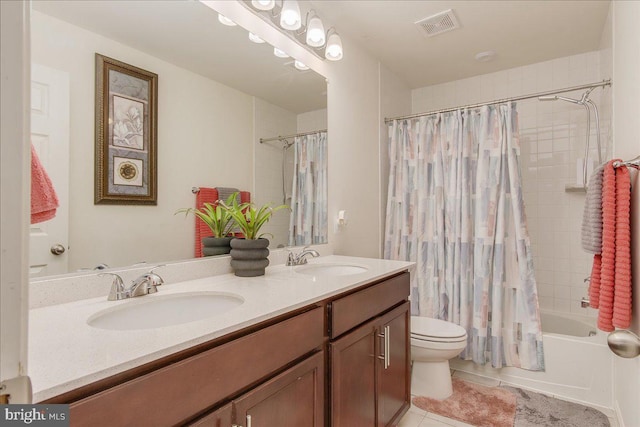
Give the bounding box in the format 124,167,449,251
95,54,157,205
112,96,145,150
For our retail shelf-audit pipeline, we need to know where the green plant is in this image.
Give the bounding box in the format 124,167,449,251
175,193,238,238
220,197,288,240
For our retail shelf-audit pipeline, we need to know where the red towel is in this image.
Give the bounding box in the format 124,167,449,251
595,160,632,331
30,145,59,224
194,188,251,258
613,165,632,329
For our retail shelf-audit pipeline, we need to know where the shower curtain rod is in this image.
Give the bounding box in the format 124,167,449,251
259,128,327,144
384,79,612,124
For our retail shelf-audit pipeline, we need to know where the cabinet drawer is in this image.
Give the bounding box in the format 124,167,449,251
70,307,324,427
330,272,409,339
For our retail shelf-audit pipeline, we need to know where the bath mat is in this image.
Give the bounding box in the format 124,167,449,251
412,378,516,427
501,385,610,427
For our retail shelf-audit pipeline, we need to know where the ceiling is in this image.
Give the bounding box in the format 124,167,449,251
33,1,611,101
32,0,327,114
310,0,611,88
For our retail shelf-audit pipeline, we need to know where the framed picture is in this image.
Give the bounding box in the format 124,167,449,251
95,54,158,205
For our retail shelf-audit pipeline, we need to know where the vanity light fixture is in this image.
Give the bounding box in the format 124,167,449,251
217,13,237,27
249,32,266,43
305,11,325,47
325,28,343,61
274,47,289,58
294,60,309,71
251,0,275,11
280,0,302,30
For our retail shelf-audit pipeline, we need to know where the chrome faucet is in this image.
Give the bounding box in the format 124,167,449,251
100,265,165,301
286,247,320,266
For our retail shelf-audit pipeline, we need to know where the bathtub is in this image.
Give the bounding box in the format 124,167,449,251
450,311,613,409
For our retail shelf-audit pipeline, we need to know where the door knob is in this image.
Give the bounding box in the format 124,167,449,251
50,244,66,255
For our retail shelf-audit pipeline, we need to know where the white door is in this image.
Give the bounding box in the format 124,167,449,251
29,64,70,277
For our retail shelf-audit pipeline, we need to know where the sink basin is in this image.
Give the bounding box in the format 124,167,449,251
87,292,244,331
295,263,368,276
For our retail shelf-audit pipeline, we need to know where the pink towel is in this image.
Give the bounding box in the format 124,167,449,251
30,145,59,224
613,165,632,329
595,160,632,331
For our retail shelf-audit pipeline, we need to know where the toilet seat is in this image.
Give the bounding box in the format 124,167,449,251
411,316,467,342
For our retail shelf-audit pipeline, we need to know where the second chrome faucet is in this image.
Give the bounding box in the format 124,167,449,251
100,265,165,301
286,247,320,266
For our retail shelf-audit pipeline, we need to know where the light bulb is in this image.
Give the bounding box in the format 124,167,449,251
294,60,309,71
217,14,237,27
325,31,343,61
306,15,325,47
249,32,265,44
274,48,289,58
251,0,275,11
280,0,301,30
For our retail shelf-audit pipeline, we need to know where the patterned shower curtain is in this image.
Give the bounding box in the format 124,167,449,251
384,104,544,370
289,131,328,246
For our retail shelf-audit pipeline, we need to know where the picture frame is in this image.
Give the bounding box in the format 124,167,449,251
95,53,158,205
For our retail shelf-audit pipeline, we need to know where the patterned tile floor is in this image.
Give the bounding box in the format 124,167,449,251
398,371,619,427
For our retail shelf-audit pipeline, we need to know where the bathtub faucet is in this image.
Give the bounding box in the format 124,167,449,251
581,297,590,308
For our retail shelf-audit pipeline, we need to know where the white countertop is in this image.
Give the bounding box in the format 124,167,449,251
29,255,413,402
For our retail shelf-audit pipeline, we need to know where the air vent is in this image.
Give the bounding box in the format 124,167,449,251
415,9,460,37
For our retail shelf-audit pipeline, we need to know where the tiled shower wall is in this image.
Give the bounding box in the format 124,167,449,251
412,51,612,317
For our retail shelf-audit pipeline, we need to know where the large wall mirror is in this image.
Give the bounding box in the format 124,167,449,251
30,0,327,278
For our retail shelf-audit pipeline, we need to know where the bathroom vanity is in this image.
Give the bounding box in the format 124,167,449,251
32,256,412,426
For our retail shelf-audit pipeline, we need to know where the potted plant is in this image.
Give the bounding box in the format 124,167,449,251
220,197,288,277
175,193,238,256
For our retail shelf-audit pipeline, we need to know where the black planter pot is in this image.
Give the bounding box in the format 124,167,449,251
229,238,270,277
202,236,233,257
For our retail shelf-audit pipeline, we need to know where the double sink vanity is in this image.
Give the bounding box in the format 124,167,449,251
30,255,414,426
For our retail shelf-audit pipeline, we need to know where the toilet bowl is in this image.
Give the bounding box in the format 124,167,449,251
411,316,467,400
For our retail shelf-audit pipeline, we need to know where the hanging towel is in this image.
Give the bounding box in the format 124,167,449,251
612,165,632,329
581,163,605,254
30,145,59,224
594,160,633,331
215,187,240,204
597,161,616,331
194,187,220,258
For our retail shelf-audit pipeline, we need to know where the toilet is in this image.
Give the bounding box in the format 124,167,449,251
411,316,467,400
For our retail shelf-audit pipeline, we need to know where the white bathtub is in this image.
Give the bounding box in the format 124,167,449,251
450,311,613,409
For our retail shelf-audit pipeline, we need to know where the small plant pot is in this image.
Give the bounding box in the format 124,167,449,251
229,238,270,277
202,236,233,257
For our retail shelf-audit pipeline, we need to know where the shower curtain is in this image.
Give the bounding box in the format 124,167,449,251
289,131,328,246
384,104,544,370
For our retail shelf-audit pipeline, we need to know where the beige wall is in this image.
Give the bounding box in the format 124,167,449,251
31,11,255,271
611,2,640,426
325,36,382,258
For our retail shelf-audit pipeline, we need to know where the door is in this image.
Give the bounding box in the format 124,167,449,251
233,352,324,427
376,302,410,427
330,319,377,427
29,63,70,277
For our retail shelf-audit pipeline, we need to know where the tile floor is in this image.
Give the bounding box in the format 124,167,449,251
398,371,619,427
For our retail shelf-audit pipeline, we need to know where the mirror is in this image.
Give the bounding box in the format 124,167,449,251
29,0,327,277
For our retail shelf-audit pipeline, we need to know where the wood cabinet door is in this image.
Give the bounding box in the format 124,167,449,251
188,402,232,427
232,352,324,427
376,302,410,427
330,319,377,427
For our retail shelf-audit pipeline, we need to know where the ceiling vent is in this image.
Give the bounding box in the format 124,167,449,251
415,9,460,37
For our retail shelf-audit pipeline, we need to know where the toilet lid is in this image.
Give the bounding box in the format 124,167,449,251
411,316,467,340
